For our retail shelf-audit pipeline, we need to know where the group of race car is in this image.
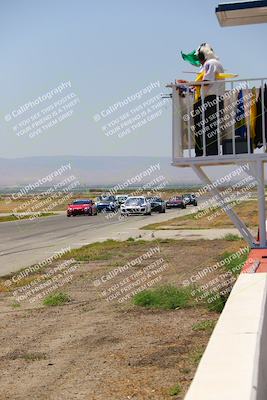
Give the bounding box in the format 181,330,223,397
66,194,197,217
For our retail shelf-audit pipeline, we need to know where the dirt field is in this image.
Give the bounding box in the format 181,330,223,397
143,200,261,230
0,239,246,399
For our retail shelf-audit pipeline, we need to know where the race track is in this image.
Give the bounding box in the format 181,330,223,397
0,209,185,276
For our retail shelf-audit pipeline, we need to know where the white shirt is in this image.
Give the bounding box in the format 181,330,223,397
201,58,225,97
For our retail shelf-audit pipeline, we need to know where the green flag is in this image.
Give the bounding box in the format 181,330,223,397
181,50,201,67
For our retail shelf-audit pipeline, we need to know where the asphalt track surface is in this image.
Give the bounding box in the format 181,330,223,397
0,209,183,276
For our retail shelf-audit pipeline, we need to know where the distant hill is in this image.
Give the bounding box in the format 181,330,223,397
0,156,199,188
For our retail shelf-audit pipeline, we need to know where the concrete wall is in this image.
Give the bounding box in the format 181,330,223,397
254,285,267,400
184,273,267,400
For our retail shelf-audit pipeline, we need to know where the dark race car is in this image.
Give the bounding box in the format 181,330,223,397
96,196,118,213
146,197,166,213
183,194,198,206
67,199,97,217
166,196,186,209
115,195,128,207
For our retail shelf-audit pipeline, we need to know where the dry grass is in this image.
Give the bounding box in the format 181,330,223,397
0,212,57,223
142,200,261,230
0,238,247,399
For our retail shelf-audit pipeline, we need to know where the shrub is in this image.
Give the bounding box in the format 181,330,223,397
43,292,70,307
169,383,182,396
192,320,216,333
133,285,193,310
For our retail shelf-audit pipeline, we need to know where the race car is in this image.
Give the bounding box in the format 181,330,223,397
183,194,198,206
146,197,166,213
115,195,128,206
166,196,186,209
96,195,118,212
67,199,97,217
120,196,151,215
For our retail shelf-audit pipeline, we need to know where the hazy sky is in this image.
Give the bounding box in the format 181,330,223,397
1,0,266,159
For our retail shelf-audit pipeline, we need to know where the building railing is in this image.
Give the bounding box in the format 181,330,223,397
167,78,267,165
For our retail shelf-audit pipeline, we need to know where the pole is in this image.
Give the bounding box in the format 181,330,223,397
257,159,266,248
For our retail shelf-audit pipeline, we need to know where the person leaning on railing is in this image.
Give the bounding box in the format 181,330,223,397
180,43,235,157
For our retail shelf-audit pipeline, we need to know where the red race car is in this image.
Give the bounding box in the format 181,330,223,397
166,196,186,209
67,199,97,217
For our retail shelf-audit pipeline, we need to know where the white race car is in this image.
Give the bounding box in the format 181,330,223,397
120,196,151,216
